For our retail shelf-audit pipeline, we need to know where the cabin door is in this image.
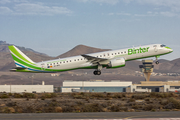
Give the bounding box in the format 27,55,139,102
41,63,45,71
154,45,158,52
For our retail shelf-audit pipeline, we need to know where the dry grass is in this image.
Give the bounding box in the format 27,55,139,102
0,92,179,113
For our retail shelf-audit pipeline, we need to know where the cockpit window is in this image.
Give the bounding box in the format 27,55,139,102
160,44,166,47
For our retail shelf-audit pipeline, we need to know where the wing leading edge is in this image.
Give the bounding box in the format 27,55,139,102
81,54,108,64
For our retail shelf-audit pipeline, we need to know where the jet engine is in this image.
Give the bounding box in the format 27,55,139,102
107,57,125,68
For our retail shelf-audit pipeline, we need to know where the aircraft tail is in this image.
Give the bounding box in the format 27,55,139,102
8,45,35,69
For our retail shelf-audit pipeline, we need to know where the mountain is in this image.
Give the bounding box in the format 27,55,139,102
0,41,47,56
0,41,179,86
0,41,54,71
154,58,180,73
56,44,110,58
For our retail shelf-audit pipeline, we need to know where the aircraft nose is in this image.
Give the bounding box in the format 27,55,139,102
170,49,173,52
166,46,173,52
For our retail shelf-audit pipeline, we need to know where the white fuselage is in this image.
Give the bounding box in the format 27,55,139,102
36,44,172,71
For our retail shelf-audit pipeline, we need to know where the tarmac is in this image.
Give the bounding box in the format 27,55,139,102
0,111,180,120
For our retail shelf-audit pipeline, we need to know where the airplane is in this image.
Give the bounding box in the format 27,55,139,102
8,44,173,75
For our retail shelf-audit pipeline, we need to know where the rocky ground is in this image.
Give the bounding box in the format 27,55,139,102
0,92,179,113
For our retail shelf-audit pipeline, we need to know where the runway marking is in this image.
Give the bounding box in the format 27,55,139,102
51,118,180,120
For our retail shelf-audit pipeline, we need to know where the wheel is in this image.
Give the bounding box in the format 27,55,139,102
93,70,101,75
155,61,159,64
93,71,97,75
97,71,101,75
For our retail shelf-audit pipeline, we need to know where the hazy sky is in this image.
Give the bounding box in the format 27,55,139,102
0,0,180,60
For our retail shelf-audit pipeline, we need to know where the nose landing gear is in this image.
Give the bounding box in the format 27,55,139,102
155,56,160,64
155,61,159,64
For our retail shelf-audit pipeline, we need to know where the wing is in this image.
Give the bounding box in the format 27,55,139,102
81,54,108,64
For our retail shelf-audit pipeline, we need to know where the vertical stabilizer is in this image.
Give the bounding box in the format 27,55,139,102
8,45,35,68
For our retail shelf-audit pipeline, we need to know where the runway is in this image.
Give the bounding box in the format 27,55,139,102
0,111,180,119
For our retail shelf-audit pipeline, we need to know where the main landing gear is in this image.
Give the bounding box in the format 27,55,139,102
93,64,102,75
93,70,101,75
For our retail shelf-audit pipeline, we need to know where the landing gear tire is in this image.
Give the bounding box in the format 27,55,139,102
93,70,101,75
155,61,159,64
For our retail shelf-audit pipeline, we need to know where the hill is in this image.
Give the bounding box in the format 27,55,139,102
56,44,110,58
0,41,179,86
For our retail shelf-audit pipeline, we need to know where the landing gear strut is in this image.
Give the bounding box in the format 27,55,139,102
93,64,102,75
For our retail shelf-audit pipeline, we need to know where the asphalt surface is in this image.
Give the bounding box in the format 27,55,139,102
0,111,180,120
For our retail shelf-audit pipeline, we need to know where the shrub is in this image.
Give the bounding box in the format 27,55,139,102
0,94,9,99
132,94,146,99
14,93,23,98
91,93,105,98
55,107,63,113
132,105,143,109
165,97,180,109
62,106,73,112
112,93,122,98
143,104,153,111
160,99,168,105
6,102,16,107
128,98,135,102
82,103,103,112
163,103,174,109
2,107,15,113
143,104,159,111
150,92,174,98
110,105,128,112
41,96,45,100
73,95,85,99
15,107,23,113
23,93,35,98
76,101,84,105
